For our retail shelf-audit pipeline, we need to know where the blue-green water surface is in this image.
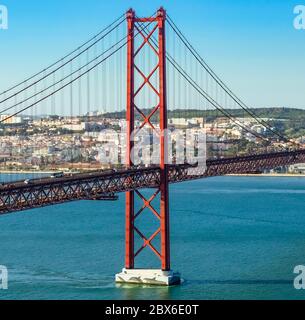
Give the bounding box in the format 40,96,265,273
1,176,305,300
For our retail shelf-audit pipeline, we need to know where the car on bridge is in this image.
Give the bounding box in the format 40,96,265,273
50,172,64,179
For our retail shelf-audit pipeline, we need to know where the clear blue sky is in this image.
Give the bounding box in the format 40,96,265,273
0,0,304,108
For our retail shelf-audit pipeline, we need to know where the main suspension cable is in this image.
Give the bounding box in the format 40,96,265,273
0,14,156,124
0,13,125,98
166,14,297,146
0,23,132,115
0,15,126,105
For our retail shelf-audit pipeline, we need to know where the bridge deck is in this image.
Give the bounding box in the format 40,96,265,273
0,149,305,215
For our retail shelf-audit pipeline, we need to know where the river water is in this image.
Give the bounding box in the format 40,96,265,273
0,175,305,300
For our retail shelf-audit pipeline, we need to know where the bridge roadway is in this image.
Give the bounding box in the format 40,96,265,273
0,149,305,214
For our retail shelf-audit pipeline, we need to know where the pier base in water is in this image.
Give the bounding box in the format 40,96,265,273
115,269,181,286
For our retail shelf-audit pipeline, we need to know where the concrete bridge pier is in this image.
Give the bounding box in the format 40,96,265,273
115,269,181,286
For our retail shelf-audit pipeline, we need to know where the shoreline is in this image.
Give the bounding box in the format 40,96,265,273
0,170,53,174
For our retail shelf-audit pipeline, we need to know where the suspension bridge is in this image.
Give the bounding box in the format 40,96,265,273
0,7,303,286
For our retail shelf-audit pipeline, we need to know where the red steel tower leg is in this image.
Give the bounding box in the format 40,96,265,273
158,11,170,271
116,7,180,286
125,8,135,270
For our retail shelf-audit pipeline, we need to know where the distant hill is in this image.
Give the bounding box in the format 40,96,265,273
103,107,305,122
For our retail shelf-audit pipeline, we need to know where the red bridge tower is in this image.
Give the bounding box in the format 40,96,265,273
115,7,180,286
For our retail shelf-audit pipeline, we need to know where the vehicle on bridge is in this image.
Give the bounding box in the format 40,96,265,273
50,172,64,179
